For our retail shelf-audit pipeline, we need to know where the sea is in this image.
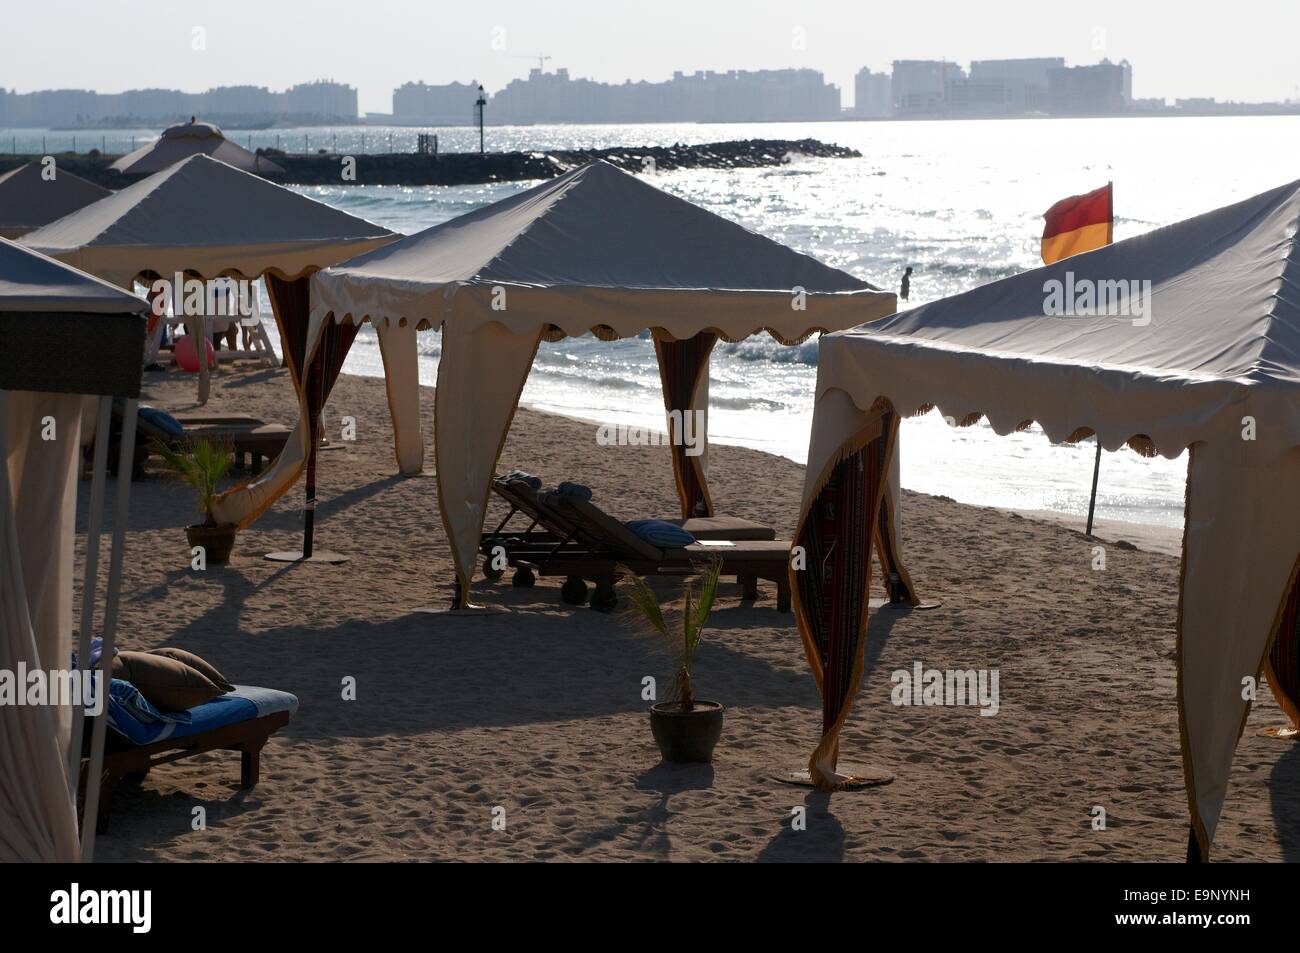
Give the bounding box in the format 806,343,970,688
10,116,1300,528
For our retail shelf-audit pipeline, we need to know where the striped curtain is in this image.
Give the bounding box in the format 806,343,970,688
793,410,897,786
876,482,919,604
263,275,360,548
653,330,717,518
1265,558,1300,729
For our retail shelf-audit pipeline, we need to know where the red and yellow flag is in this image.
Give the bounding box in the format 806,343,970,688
1041,183,1113,265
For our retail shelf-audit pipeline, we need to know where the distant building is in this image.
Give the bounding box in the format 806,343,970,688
284,80,358,121
486,67,840,124
104,88,192,124
853,68,891,118
200,85,275,121
392,80,482,125
891,60,961,116
1048,60,1132,115
968,58,1063,113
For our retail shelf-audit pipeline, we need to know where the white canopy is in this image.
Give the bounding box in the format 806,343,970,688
21,154,393,288
2,241,148,861
301,160,896,602
22,153,396,510
0,162,111,239
109,119,284,177
800,179,1300,860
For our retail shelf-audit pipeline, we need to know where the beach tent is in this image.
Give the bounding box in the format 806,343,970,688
250,159,902,605
794,180,1300,861
0,237,148,861
21,154,397,537
110,118,284,177
0,161,112,239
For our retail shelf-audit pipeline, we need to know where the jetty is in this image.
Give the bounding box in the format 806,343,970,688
0,138,861,190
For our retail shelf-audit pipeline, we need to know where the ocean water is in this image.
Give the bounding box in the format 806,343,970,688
98,116,1300,529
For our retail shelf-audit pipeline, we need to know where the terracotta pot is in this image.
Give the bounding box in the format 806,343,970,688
649,701,724,763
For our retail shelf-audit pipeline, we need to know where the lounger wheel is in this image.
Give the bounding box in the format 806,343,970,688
561,576,589,605
512,566,536,588
482,557,505,581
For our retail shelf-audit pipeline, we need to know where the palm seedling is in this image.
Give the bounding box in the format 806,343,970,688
152,437,233,527
621,557,722,711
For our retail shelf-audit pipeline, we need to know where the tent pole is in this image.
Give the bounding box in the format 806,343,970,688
1085,440,1102,536
80,398,137,861
67,396,111,800
302,434,317,560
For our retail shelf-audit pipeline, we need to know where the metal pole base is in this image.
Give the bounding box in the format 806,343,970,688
1256,725,1299,741
774,765,894,789
869,597,942,611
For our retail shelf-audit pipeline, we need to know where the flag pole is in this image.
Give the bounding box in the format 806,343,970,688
1085,181,1114,538
1085,439,1102,536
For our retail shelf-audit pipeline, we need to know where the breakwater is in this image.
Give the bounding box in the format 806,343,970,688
0,138,860,189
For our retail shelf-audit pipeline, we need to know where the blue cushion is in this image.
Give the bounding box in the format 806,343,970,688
139,406,184,436
625,519,696,547
102,683,297,746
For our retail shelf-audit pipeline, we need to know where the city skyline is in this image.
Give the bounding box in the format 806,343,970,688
3,0,1299,114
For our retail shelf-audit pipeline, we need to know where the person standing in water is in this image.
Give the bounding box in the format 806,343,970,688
900,266,914,302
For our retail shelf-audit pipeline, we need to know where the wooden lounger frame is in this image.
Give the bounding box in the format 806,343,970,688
480,479,790,612
78,711,291,834
108,408,291,480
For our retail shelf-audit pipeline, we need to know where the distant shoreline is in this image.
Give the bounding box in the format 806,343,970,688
18,107,1300,132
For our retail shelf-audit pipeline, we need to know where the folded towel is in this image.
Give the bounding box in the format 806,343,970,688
557,481,593,501
101,679,192,728
502,469,542,490
71,637,118,672
625,519,697,547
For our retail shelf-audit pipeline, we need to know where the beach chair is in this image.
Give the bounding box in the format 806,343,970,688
107,401,291,479
78,685,298,834
482,475,775,580
479,478,790,612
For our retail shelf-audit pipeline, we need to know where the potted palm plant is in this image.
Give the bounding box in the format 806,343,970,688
623,558,725,763
153,437,237,563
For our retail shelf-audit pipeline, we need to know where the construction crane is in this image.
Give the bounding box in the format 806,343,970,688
513,54,552,72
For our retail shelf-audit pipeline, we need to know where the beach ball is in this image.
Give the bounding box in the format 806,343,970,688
174,334,216,372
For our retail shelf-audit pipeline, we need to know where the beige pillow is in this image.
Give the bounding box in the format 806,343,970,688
147,647,235,692
113,651,224,712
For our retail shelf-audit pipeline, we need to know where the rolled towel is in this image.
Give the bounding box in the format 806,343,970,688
503,469,542,490
557,481,593,501
625,519,697,547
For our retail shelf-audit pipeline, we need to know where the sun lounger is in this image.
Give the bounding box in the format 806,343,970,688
79,684,298,834
480,477,790,612
482,474,776,579
485,474,774,546
107,401,290,479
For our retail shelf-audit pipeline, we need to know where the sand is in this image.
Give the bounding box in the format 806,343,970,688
84,361,1300,862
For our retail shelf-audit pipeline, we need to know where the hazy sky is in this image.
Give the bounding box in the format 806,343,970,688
5,0,1298,113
